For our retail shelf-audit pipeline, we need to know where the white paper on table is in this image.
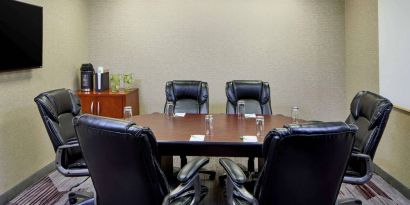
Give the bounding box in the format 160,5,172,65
241,136,258,142
174,113,186,117
244,114,257,118
190,135,205,142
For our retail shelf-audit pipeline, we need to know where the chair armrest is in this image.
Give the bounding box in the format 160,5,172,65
163,157,209,205
219,158,247,184
343,153,373,185
219,158,258,205
177,157,209,183
55,143,89,176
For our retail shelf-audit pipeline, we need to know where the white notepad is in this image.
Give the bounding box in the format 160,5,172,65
244,114,257,118
241,136,258,142
174,113,186,117
190,135,205,142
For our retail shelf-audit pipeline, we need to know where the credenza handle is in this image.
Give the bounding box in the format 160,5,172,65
90,101,94,114
97,101,100,115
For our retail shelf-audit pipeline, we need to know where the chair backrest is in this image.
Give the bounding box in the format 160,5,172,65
34,89,81,151
74,114,170,205
254,122,357,205
165,80,209,114
225,80,272,115
346,91,392,159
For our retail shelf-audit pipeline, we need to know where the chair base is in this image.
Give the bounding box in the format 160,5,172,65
68,191,94,205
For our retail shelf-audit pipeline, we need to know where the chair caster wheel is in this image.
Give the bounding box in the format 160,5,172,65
68,195,77,205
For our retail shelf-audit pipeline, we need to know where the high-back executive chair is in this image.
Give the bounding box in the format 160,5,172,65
74,114,209,205
165,80,209,114
34,89,90,204
225,80,272,115
165,80,215,180
220,122,360,205
343,91,393,186
225,80,272,173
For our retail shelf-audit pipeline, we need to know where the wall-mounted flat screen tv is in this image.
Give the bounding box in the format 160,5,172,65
0,1,43,70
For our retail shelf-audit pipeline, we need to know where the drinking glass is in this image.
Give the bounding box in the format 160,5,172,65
236,100,246,119
165,102,174,118
205,115,214,136
256,116,264,137
123,106,133,121
291,106,299,123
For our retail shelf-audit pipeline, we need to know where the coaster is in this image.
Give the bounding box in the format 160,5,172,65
174,113,186,117
241,135,258,142
190,135,205,142
244,114,257,118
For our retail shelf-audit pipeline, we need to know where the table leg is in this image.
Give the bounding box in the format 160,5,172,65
160,156,173,176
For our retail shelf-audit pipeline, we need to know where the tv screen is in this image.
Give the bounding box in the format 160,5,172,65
0,1,43,70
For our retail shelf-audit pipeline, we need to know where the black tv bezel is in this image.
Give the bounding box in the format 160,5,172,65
0,1,43,72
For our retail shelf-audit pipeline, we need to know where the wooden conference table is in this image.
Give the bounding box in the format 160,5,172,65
131,113,295,172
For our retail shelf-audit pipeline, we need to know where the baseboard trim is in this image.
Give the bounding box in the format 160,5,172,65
374,163,410,199
0,162,55,205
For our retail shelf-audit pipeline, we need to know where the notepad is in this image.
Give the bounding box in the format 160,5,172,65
174,113,186,117
190,135,205,142
244,114,257,118
241,136,258,142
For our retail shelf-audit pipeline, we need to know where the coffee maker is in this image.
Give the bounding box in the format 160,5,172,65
80,64,94,91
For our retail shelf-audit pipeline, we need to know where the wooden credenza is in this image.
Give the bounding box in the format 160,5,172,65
77,88,139,118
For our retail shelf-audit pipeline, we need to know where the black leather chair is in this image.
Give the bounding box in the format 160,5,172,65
165,80,215,180
225,80,272,115
344,91,393,185
220,122,360,205
165,80,209,114
74,114,209,205
34,89,90,204
225,80,272,174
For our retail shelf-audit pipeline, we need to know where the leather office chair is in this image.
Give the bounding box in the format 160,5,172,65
165,80,215,180
220,122,361,205
225,80,272,174
165,80,209,114
225,80,272,115
34,89,90,204
344,91,393,185
74,114,209,205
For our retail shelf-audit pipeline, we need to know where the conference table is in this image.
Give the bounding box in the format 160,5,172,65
131,113,297,173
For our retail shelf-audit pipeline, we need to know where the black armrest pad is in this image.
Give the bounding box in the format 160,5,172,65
219,158,247,184
177,157,209,183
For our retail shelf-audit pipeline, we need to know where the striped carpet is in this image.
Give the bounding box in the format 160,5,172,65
8,170,409,205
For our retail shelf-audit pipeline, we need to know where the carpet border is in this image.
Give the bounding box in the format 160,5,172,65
374,163,410,199
0,162,54,205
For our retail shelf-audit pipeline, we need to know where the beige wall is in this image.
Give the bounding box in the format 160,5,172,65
345,0,410,188
88,0,346,121
0,0,89,194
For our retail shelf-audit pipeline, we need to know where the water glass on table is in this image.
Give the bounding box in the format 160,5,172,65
123,106,133,121
236,100,246,119
165,102,174,118
291,106,299,124
256,115,264,137
205,115,214,136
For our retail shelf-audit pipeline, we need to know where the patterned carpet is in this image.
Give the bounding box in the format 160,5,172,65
8,169,409,205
